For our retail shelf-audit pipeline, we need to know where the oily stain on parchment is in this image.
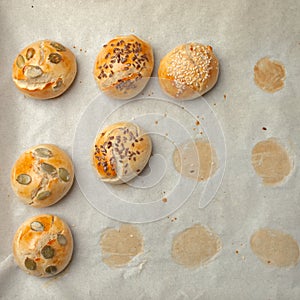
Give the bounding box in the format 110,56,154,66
254,57,286,93
173,139,218,181
250,228,299,267
251,138,292,186
100,224,144,267
172,224,222,268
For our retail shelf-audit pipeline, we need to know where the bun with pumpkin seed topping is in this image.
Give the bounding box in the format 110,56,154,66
11,144,74,208
13,214,73,277
158,42,219,100
92,121,152,184
93,35,154,99
12,40,77,99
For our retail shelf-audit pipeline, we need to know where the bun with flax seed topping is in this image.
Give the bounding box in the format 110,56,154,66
92,122,152,184
94,35,154,99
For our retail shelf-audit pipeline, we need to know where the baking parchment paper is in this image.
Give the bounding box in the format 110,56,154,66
0,0,300,299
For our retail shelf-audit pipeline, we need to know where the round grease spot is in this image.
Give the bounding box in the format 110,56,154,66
173,139,218,181
172,224,221,268
254,57,286,93
251,138,292,186
251,228,299,267
100,224,144,267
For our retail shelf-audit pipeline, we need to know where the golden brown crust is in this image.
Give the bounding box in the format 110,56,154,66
12,40,77,99
94,35,154,99
13,214,73,277
158,43,219,100
11,144,74,208
92,122,152,184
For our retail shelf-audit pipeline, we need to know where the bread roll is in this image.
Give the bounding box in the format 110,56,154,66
158,43,219,100
12,40,77,99
94,35,154,99
13,214,73,277
92,122,152,184
11,144,74,208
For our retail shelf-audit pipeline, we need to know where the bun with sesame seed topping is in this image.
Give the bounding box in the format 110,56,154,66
92,121,152,184
94,35,154,100
158,43,219,100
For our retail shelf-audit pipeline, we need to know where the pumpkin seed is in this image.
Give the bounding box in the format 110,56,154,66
24,65,43,78
25,257,36,270
48,53,62,64
34,148,52,158
57,234,67,246
50,41,66,52
59,168,70,182
30,221,44,231
16,174,32,185
45,265,57,274
36,190,51,200
41,163,57,175
26,48,35,60
53,78,63,91
41,245,55,259
16,55,25,68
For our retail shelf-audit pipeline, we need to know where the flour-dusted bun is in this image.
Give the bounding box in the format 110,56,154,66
92,122,152,184
13,214,73,277
12,40,77,99
94,35,154,99
11,144,74,208
158,43,219,100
